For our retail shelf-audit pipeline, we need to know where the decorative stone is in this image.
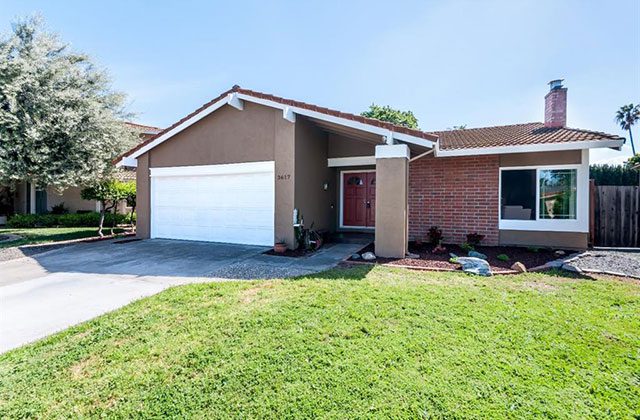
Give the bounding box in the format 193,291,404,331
351,253,361,260
361,252,376,261
511,262,527,273
406,252,420,259
554,250,565,256
562,263,583,273
468,250,488,260
454,257,492,276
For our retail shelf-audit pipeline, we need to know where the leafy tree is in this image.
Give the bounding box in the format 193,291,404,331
626,153,640,168
447,124,467,130
361,104,419,129
0,16,138,190
120,181,136,227
81,180,128,237
615,104,640,155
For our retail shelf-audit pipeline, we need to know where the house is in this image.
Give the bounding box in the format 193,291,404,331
116,81,625,257
8,122,162,215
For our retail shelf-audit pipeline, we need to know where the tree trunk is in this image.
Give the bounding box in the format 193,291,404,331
129,205,136,232
629,128,636,155
98,202,106,238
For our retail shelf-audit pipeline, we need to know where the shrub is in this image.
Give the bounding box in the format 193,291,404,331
460,242,474,252
7,212,132,228
590,164,639,186
527,246,540,253
466,232,485,246
497,254,510,262
49,203,68,215
428,226,443,245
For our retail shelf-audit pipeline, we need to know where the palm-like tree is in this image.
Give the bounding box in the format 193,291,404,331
615,104,640,155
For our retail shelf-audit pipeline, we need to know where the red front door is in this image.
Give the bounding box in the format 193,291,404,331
343,172,375,227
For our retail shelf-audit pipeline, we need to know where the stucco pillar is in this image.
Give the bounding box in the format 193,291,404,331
374,144,409,258
136,154,150,238
274,113,296,249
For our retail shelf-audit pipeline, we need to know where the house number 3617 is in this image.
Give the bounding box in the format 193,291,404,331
277,174,291,180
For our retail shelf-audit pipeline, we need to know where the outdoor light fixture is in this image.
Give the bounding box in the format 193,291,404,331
322,182,329,191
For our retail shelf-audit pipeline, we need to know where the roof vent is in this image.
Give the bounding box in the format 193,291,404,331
548,79,564,91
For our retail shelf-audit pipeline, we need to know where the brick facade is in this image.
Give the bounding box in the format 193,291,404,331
408,155,500,245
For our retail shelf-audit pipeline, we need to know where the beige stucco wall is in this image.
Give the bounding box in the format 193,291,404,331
375,156,408,257
46,186,97,213
149,103,277,167
294,117,333,234
499,150,582,167
328,133,377,158
499,230,588,249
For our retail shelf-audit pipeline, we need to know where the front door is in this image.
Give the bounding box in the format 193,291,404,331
342,172,375,227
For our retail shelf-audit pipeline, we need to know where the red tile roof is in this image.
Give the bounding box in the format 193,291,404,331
124,122,162,134
117,86,624,162
434,123,624,151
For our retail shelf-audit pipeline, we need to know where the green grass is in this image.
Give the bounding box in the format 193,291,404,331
0,267,638,418
0,227,122,249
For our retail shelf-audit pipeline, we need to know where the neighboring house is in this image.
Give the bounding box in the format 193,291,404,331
9,122,162,215
116,81,624,256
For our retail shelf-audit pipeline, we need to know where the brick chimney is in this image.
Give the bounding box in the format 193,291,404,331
544,79,567,128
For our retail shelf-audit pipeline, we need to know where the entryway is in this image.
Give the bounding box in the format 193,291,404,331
341,171,376,228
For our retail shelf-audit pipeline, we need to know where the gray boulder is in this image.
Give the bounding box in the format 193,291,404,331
351,253,361,260
468,250,488,260
454,257,493,276
361,252,376,261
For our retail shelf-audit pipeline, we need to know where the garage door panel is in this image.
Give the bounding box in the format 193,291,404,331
150,162,275,246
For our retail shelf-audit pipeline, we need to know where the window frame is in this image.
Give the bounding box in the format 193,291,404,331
498,152,588,233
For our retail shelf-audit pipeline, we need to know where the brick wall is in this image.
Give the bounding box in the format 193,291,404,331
408,154,500,245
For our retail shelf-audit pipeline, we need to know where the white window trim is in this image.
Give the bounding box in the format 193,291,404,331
498,150,589,233
327,156,376,167
149,161,275,177
339,169,376,230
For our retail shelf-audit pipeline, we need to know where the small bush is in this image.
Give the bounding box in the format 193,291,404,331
497,254,510,262
7,212,132,228
466,232,485,246
49,203,69,215
460,242,474,252
428,226,443,245
527,246,540,253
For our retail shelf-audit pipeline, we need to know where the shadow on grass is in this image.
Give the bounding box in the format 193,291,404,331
289,263,375,282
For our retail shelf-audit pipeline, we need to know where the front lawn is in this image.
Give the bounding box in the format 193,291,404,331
0,227,122,249
0,267,638,418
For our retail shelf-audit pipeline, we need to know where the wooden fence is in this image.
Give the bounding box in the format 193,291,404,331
591,182,640,247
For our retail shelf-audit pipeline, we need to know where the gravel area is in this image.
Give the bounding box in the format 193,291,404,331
208,261,316,280
565,251,640,279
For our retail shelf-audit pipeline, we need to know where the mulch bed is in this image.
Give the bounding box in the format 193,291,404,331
349,242,567,273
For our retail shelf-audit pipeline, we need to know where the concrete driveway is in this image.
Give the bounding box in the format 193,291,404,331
0,239,363,353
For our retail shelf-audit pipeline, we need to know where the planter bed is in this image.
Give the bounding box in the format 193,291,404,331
349,242,568,274
263,243,334,258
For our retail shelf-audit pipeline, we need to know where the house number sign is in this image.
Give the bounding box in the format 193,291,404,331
277,174,291,181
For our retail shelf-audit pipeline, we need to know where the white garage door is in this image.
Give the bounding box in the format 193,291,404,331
150,161,275,246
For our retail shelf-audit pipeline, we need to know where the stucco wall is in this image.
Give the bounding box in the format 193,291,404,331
328,133,377,158
136,154,150,238
294,117,333,233
46,186,97,213
375,156,408,257
149,102,277,167
499,230,588,249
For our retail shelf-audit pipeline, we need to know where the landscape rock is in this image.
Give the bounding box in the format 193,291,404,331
350,253,361,260
454,257,492,277
361,252,376,261
406,252,420,259
511,262,527,273
468,250,488,260
562,263,583,273
554,250,566,256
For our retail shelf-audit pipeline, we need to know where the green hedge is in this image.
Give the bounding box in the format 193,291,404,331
7,212,135,228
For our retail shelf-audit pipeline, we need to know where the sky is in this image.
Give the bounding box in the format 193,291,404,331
1,0,639,163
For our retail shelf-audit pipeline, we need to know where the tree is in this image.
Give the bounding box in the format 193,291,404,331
81,180,128,237
447,124,467,130
615,104,640,155
361,104,419,129
0,16,138,190
121,181,136,227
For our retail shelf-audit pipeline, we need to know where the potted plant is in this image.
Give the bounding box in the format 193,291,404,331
274,240,287,254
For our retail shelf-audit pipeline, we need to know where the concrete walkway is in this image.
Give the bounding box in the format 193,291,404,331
0,239,364,353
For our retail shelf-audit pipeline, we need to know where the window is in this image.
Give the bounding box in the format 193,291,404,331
501,168,578,221
347,176,364,186
501,170,536,220
539,169,577,219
